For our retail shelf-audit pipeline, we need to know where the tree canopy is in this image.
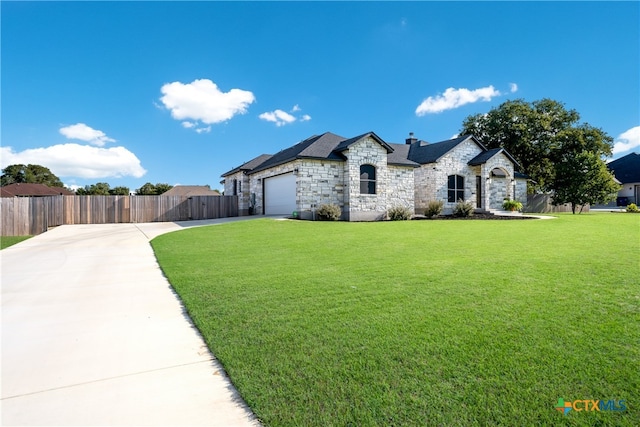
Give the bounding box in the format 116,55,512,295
460,99,619,212
461,99,614,191
1,164,64,188
75,182,130,195
135,182,173,195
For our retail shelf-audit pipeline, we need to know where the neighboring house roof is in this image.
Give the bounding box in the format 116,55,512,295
607,152,640,183
0,183,75,197
221,154,273,177
161,185,220,196
407,135,485,164
468,147,521,168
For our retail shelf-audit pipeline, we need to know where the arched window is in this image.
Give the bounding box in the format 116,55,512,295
360,165,376,194
448,175,464,202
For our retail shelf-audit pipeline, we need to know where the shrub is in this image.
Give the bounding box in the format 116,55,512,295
387,206,413,221
626,203,639,213
424,200,444,218
316,203,342,221
453,200,474,217
502,199,523,212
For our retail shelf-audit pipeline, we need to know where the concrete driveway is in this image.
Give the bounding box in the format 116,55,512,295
1,218,264,426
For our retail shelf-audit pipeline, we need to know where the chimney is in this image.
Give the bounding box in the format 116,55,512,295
406,132,418,145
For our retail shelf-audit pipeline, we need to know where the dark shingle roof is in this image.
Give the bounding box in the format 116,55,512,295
221,154,273,177
387,144,420,167
334,132,394,153
469,147,520,168
607,152,640,183
0,183,75,197
407,135,479,164
249,132,347,174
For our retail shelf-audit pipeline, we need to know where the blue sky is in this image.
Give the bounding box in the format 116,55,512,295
2,1,638,192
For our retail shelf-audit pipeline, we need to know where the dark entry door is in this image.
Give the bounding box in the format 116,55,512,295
476,176,482,208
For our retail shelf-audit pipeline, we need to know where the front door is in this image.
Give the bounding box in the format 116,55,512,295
476,176,482,208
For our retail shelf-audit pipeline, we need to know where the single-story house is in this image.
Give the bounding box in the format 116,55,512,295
607,152,640,205
161,185,220,197
221,131,528,221
0,183,75,197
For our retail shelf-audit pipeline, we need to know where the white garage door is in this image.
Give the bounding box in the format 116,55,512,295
264,173,296,215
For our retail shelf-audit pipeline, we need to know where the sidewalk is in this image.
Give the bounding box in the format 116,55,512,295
1,218,265,426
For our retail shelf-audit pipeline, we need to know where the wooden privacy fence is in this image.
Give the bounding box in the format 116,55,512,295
525,194,590,213
1,195,238,236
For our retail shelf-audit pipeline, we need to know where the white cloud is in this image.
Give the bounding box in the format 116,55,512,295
195,126,211,134
415,85,502,115
260,105,312,126
259,109,297,127
159,79,255,130
181,121,196,128
510,83,518,93
612,126,640,155
59,123,115,147
0,144,146,179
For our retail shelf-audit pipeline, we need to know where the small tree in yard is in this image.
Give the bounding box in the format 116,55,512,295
552,151,620,214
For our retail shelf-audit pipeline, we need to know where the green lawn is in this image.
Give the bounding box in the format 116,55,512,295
1,235,32,250
152,213,639,426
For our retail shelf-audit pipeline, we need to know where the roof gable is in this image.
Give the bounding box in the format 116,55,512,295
333,131,395,154
408,135,484,164
607,152,640,183
468,147,520,168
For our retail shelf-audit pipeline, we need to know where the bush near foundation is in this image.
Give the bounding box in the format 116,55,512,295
425,200,444,218
316,204,341,221
387,206,412,221
453,200,474,217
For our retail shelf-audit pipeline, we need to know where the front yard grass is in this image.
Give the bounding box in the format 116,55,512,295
152,213,639,426
1,235,32,250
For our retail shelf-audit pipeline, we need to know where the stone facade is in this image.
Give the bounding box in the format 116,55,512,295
223,132,528,220
414,139,483,215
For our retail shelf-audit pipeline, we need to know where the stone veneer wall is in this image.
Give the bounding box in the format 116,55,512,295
223,171,252,215
414,139,483,215
387,165,415,213
344,136,389,221
481,152,516,210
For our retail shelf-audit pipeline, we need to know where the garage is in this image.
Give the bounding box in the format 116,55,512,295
264,172,296,215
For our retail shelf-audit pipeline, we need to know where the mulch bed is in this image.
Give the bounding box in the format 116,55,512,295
413,213,535,220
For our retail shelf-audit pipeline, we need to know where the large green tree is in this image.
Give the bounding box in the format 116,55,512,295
1,164,64,187
135,182,173,195
460,99,618,211
552,151,620,213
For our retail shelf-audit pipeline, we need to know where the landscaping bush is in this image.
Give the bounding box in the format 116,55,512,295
387,206,412,221
316,203,342,221
626,203,639,213
453,200,474,217
502,199,523,212
424,200,444,218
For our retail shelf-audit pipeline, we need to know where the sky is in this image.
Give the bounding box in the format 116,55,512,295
2,1,639,192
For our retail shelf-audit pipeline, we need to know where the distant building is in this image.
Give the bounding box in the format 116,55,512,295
607,152,640,205
0,183,75,197
161,185,220,197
